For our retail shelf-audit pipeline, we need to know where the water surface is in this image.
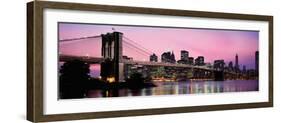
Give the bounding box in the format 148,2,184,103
87,80,258,98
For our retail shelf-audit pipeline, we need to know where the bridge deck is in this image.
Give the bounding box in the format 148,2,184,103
59,55,238,75
123,60,213,71
59,55,104,64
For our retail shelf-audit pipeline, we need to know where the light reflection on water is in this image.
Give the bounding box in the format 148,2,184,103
87,80,258,98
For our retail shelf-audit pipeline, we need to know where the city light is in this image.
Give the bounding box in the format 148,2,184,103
106,77,115,83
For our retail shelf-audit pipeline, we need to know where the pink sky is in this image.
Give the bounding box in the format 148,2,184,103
59,23,258,69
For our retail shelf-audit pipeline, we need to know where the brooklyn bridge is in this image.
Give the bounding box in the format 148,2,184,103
59,32,247,83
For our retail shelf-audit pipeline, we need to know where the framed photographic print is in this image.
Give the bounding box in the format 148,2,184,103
27,0,273,122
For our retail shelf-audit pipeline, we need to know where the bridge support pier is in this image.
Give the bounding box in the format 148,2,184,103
214,71,224,81
101,32,124,83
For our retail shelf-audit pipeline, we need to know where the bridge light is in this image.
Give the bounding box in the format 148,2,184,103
107,77,115,83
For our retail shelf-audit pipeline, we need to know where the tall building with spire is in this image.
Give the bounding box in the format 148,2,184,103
255,51,259,75
235,54,240,72
171,51,176,63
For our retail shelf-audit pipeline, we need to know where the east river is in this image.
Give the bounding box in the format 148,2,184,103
86,80,258,98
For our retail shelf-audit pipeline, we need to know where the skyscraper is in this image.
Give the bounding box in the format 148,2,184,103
171,51,176,63
180,50,189,61
195,56,204,66
178,50,189,64
188,57,194,65
161,51,176,63
243,65,246,74
228,61,233,71
255,51,259,75
150,53,158,62
235,54,239,72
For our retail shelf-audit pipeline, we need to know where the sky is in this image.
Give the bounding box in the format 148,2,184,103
59,22,259,70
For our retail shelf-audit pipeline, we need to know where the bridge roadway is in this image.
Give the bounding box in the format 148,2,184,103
59,54,104,64
59,55,238,75
123,60,213,71
59,55,212,70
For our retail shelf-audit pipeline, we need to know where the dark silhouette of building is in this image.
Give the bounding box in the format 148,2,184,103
235,54,240,72
247,69,256,79
188,57,194,65
171,51,176,63
195,56,204,66
177,50,189,64
161,52,169,63
161,51,176,63
243,65,247,74
214,60,225,71
150,53,158,62
228,61,233,71
181,50,189,61
255,51,259,75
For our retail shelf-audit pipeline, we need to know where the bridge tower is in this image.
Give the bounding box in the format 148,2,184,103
100,32,124,83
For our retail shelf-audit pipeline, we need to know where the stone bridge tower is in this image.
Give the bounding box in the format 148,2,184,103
100,32,124,82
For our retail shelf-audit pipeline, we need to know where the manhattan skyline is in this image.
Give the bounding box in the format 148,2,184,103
59,22,259,69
